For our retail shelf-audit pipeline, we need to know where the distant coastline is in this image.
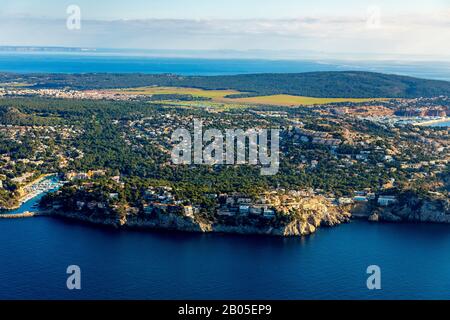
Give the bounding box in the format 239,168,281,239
1,51,450,81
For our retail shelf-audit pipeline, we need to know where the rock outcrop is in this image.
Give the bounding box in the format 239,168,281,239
46,195,351,237
368,212,380,222
377,197,450,223
270,196,351,236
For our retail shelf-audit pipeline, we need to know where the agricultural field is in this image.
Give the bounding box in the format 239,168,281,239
117,86,384,107
0,82,32,88
115,86,241,99
229,94,385,106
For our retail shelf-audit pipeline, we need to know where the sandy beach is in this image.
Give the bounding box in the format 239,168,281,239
414,118,450,126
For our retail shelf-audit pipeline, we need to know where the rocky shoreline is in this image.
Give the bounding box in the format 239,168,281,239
44,203,352,237
19,201,450,240
367,197,450,223
35,193,450,237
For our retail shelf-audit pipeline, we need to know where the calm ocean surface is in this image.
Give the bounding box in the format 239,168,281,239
1,54,450,299
0,53,345,75
1,193,450,300
0,52,450,80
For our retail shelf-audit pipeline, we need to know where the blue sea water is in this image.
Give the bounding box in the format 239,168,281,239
2,209,450,300
1,192,450,300
0,52,450,80
0,53,344,75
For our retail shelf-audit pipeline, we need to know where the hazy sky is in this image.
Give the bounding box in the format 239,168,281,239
0,0,449,60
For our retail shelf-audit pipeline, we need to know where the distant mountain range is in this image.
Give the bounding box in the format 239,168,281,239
2,71,450,98
0,46,97,52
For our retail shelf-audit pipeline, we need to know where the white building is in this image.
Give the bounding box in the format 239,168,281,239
239,205,250,215
263,209,276,218
378,196,397,206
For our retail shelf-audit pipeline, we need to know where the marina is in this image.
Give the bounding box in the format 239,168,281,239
0,175,63,214
18,175,63,207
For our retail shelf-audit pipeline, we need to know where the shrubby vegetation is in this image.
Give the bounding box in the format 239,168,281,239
2,71,450,98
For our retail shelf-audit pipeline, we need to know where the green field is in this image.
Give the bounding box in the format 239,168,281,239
0,82,31,88
118,86,384,106
229,94,385,106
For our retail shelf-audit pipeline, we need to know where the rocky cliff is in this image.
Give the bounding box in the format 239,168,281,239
371,196,450,223
45,195,351,237
270,196,351,236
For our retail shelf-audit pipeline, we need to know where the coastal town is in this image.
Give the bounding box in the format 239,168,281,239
1,80,448,235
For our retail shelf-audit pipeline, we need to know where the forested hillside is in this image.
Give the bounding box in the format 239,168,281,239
2,71,450,98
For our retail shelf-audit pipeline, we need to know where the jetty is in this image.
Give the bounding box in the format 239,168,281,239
0,211,36,219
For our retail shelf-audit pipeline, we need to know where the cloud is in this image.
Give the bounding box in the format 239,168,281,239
0,12,449,60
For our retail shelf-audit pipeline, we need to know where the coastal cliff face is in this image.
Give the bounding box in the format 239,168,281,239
271,197,351,236
371,197,450,223
47,196,351,237
126,213,212,233
42,192,450,236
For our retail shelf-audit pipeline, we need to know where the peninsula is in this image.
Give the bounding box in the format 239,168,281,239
0,71,448,237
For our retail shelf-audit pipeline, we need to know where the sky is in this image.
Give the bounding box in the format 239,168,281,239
0,0,449,60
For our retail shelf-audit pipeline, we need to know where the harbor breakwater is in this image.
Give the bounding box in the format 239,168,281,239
0,211,36,219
